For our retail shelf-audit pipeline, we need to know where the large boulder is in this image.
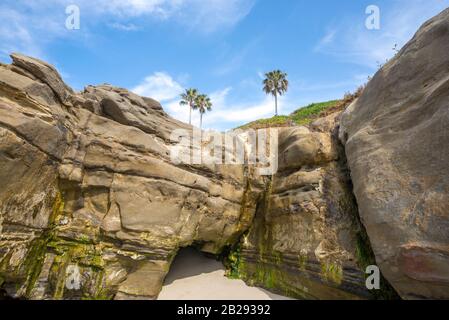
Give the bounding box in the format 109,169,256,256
339,8,449,299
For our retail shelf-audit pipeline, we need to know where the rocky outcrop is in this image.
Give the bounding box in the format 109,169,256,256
1,8,448,301
0,51,379,300
230,113,384,299
339,8,449,299
0,54,259,299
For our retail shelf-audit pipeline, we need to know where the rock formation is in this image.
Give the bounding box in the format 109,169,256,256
0,53,259,299
231,113,379,299
339,8,449,299
0,52,375,300
1,8,449,300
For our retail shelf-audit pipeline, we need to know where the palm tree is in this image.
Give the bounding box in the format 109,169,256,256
263,70,289,116
180,88,199,125
194,94,213,129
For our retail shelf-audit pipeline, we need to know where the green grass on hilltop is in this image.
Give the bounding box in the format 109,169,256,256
238,99,341,130
242,115,290,128
290,100,340,125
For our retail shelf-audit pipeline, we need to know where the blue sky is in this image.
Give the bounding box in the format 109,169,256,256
1,0,448,130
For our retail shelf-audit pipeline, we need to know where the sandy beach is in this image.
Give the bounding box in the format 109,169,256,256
158,248,292,300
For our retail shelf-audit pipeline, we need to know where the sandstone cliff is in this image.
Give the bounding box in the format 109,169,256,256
0,53,260,299
0,53,377,300
228,114,382,299
1,8,449,300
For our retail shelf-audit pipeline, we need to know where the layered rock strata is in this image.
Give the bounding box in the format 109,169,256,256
0,54,259,299
1,8,448,300
232,113,380,299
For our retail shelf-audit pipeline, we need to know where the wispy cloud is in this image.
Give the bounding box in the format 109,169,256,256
177,0,256,34
0,8,39,58
314,29,336,51
0,3,70,59
0,0,256,59
315,0,449,69
108,22,141,31
68,0,255,32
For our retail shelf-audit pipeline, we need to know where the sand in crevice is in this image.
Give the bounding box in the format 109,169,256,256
158,248,293,300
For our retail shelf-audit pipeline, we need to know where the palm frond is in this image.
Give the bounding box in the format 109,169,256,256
262,70,289,97
194,94,213,114
180,88,199,107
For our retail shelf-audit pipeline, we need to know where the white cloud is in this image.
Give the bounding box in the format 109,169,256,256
167,86,282,130
0,9,39,57
71,0,256,32
315,0,449,69
132,72,184,102
0,0,255,59
0,4,69,59
205,88,275,124
108,22,141,31
181,0,256,33
60,0,184,19
131,71,279,130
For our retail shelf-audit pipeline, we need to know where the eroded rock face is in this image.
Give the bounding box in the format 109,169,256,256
0,54,259,299
339,8,449,299
233,113,377,299
0,52,380,300
4,7,447,299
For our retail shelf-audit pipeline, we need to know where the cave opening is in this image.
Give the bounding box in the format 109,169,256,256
158,247,290,300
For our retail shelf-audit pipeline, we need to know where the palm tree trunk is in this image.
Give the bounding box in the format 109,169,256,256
200,113,203,130
275,93,278,116
189,104,192,125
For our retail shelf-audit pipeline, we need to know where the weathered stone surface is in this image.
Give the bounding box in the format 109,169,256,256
339,8,449,299
0,52,374,300
232,113,377,299
82,85,187,141
115,261,169,300
0,54,258,300
0,52,391,300
10,53,74,105
2,8,447,300
278,126,337,170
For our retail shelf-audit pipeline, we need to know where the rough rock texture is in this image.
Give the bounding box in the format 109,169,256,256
339,8,449,299
231,113,378,299
2,8,448,300
0,52,379,300
0,54,259,299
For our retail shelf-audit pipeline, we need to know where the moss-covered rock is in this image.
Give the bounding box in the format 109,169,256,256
226,113,382,300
